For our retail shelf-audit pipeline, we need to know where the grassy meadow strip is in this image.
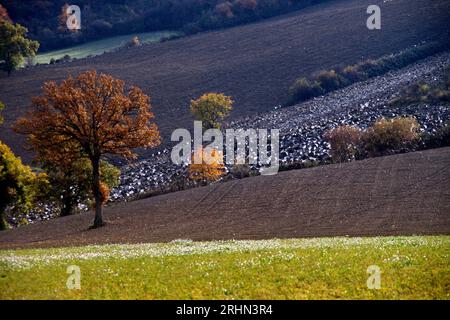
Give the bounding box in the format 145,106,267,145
33,31,180,64
0,236,449,299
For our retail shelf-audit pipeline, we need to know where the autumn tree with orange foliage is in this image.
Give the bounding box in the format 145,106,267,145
188,147,225,185
324,125,361,163
0,4,11,23
58,3,77,33
215,2,234,18
15,71,160,228
235,0,258,11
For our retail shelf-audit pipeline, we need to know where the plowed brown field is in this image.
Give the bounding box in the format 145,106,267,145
0,0,449,161
1,147,449,249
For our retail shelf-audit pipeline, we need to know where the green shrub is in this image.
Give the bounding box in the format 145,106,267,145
432,88,450,103
316,70,345,91
421,125,450,149
355,59,384,77
0,141,48,230
288,78,323,102
389,82,430,105
43,158,121,217
389,68,450,106
341,65,367,83
287,39,450,106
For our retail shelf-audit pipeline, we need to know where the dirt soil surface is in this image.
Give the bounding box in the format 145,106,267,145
0,0,449,162
1,147,449,249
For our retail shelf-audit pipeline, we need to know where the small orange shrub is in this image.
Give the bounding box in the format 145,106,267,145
188,147,225,184
324,125,361,163
99,181,110,205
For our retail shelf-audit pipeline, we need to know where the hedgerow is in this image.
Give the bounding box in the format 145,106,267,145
288,40,450,105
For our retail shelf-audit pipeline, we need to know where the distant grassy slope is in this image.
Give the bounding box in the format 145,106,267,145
0,236,448,299
33,31,180,64
0,0,449,161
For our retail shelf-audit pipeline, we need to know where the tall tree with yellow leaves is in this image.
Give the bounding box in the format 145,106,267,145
190,93,233,130
0,102,47,230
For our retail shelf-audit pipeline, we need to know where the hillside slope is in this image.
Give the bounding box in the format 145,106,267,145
0,0,449,161
1,147,449,249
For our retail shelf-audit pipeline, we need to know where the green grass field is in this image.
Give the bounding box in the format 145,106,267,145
0,236,448,299
33,31,180,65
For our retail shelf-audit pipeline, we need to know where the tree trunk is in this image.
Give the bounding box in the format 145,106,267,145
60,190,73,217
0,205,7,230
6,53,12,76
0,216,6,230
92,156,104,228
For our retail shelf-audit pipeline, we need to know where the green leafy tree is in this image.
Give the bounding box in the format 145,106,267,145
190,93,233,130
45,158,120,217
0,20,39,76
0,142,48,229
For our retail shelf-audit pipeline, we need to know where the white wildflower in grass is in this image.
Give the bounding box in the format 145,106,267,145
1,236,448,271
170,239,194,245
1,235,448,299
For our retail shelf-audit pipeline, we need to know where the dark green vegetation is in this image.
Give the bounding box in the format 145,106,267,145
0,141,47,230
0,236,448,299
389,67,450,107
421,126,450,150
288,40,450,105
43,159,120,217
2,0,331,51
0,102,46,230
0,20,39,75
